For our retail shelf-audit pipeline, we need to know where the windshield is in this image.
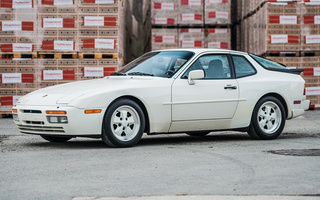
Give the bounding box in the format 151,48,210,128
250,54,288,70
113,51,194,78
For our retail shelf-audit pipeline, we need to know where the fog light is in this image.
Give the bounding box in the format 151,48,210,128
47,116,68,124
13,114,19,122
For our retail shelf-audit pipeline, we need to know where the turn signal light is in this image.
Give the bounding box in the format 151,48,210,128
12,109,18,113
304,84,306,95
46,110,67,115
84,109,102,114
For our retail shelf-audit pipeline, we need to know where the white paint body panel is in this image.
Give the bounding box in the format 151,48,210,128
13,49,309,137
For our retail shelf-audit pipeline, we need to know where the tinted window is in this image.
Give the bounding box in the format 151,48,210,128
182,54,232,79
232,55,256,78
117,51,194,78
250,54,288,70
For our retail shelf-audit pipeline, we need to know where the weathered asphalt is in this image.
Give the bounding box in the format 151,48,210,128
0,111,320,200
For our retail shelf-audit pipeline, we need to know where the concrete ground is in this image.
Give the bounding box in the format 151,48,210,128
1,111,320,200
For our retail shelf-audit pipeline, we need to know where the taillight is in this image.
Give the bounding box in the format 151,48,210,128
304,84,306,96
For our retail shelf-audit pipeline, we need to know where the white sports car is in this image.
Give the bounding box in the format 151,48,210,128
12,49,310,147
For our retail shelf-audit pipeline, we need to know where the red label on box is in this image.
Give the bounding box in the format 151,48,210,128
1,44,33,52
181,0,202,5
42,41,75,51
180,40,202,48
83,0,115,3
208,28,228,33
269,16,298,24
154,2,175,10
0,96,21,106
208,12,229,19
153,18,175,25
154,36,176,43
0,0,33,8
42,0,74,5
0,73,33,83
42,70,74,80
83,39,116,49
270,35,299,43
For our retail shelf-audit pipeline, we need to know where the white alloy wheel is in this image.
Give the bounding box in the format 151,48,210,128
110,105,141,142
257,101,282,134
248,96,286,140
102,98,145,147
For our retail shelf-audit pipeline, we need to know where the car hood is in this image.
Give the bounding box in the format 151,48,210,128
17,76,162,106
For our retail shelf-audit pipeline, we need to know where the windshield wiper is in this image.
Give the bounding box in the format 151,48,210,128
110,72,127,76
127,72,154,76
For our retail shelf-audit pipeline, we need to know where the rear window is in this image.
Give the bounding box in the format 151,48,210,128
250,54,289,70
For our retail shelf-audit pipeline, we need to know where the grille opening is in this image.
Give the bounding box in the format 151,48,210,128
25,121,45,125
17,125,65,133
23,110,42,114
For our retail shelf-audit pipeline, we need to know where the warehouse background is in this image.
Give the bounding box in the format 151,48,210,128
0,0,319,115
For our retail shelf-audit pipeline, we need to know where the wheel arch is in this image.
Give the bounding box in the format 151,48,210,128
106,95,150,134
258,93,290,118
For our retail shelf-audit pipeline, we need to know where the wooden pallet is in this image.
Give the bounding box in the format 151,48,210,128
78,53,118,59
0,53,37,59
38,52,78,59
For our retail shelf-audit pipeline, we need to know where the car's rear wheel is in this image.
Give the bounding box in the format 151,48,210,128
248,96,286,140
102,99,145,148
41,135,73,143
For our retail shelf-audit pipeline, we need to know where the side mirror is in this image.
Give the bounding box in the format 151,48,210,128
188,70,205,85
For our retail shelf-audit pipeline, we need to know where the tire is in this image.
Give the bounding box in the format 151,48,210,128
102,99,145,148
248,96,286,140
41,135,73,143
186,131,210,137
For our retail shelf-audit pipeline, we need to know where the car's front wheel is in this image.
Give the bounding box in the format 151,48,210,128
102,99,145,148
248,96,286,140
41,135,73,143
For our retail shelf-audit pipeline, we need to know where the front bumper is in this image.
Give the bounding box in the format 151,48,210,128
12,105,105,136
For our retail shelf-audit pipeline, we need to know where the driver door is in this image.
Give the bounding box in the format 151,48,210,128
171,54,239,121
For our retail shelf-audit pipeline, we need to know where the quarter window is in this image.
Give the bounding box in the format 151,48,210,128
232,55,256,78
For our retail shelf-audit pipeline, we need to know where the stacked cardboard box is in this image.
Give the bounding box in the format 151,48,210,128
205,0,231,25
151,0,232,51
235,0,320,108
0,0,37,112
0,0,136,113
267,55,320,108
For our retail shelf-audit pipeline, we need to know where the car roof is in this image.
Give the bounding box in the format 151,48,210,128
152,48,248,55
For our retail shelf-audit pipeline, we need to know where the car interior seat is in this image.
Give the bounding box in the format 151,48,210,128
206,59,224,79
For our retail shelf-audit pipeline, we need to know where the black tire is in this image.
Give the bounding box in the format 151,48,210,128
102,99,145,148
186,131,210,137
248,96,286,140
41,135,73,143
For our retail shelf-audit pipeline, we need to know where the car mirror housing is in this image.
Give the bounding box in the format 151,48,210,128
188,70,205,85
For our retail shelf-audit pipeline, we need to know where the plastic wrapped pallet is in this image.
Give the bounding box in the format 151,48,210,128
301,2,320,51
152,28,178,50
178,0,203,25
151,0,178,26
37,0,78,52
0,0,37,113
0,0,37,54
204,0,231,25
204,28,230,49
78,0,119,53
179,28,204,48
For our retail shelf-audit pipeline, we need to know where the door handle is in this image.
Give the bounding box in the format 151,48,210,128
224,85,237,90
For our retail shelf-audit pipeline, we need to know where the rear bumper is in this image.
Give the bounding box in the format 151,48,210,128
291,99,310,119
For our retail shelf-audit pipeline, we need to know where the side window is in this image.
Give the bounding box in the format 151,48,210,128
232,55,256,78
182,54,232,79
